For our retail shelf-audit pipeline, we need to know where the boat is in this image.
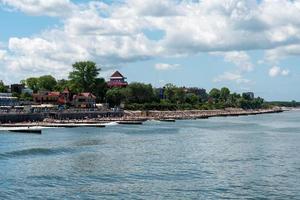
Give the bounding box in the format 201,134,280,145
8,128,42,134
42,123,106,128
117,121,143,125
159,119,176,122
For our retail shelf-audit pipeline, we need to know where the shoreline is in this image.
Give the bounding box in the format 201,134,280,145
0,108,285,128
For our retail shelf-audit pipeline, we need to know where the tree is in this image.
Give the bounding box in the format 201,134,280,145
55,79,71,92
25,77,39,93
0,81,7,93
242,92,253,100
291,100,297,107
164,83,177,103
209,88,221,102
185,93,199,105
220,87,230,102
174,88,186,104
38,75,57,91
106,88,127,106
68,61,100,93
228,93,241,107
127,82,155,104
19,92,33,101
92,78,108,102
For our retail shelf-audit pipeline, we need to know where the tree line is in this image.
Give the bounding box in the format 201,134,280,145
4,61,268,110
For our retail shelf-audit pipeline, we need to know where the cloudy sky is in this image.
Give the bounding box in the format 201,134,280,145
0,0,299,100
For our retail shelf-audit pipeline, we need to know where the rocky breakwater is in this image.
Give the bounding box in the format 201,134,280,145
124,108,283,120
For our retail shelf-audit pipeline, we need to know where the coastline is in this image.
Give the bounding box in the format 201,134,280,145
0,107,284,128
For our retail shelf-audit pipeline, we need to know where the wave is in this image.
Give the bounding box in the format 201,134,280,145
0,147,73,159
104,122,118,126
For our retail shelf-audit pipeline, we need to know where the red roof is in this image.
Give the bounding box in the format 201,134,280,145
74,92,96,99
110,71,124,78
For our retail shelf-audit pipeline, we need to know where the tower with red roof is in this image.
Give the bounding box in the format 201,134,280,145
107,71,128,88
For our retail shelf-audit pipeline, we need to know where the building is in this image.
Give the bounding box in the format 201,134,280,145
10,84,25,94
0,93,19,106
33,89,72,105
33,91,60,104
107,71,128,88
72,93,96,108
57,88,72,105
33,89,97,108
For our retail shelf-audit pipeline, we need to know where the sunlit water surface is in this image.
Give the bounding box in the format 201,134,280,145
0,111,300,199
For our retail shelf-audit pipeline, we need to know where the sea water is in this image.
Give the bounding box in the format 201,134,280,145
0,111,299,199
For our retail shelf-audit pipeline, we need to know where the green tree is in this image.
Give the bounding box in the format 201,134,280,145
220,87,230,102
55,79,71,92
228,93,241,107
0,81,7,93
92,78,108,102
38,75,57,91
25,77,39,93
164,83,177,103
106,88,127,106
209,88,221,102
242,92,253,100
174,88,186,104
127,82,155,104
291,100,297,107
185,93,199,105
19,92,33,101
69,61,100,93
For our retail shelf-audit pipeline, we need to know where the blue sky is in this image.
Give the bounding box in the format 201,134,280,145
0,0,299,101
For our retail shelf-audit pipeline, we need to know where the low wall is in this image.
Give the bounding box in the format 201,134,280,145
46,111,124,120
0,111,124,123
0,113,44,123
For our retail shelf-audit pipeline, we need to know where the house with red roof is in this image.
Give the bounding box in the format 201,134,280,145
72,92,96,108
33,88,96,108
33,91,61,104
107,71,128,88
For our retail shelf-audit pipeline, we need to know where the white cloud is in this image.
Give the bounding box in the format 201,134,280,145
281,69,290,76
269,66,281,77
213,51,253,72
212,51,253,83
155,63,179,71
269,66,290,77
1,0,300,80
0,0,76,17
213,72,250,84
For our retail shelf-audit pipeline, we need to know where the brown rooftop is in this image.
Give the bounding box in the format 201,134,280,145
110,71,124,78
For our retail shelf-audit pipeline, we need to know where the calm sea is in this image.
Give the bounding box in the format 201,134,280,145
0,111,300,199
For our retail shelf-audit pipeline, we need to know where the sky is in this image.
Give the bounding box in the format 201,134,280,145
0,0,300,101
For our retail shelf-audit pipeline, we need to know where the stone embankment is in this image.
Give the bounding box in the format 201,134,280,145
0,108,283,126
123,108,283,120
